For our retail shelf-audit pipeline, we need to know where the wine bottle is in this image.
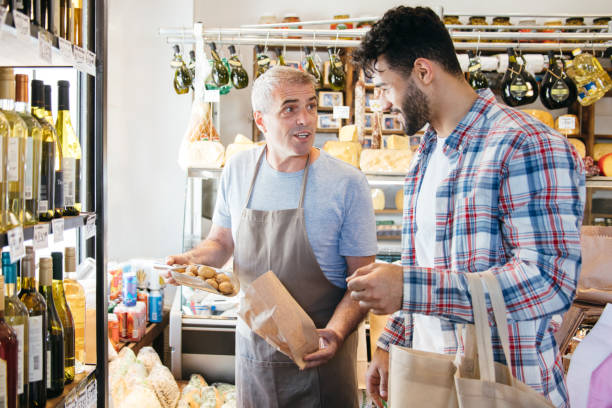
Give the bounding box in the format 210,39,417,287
540,52,577,110
40,0,53,33
228,45,249,89
43,85,54,127
501,48,539,107
208,43,230,87
327,48,346,91
63,248,84,364
59,0,71,41
72,0,82,47
2,253,28,407
303,47,322,88
19,253,46,407
39,257,64,397
274,47,287,66
31,80,57,222
51,252,74,384
254,45,271,78
55,80,81,215
170,45,192,95
11,0,32,20
0,112,11,233
0,276,18,408
15,74,42,226
0,68,26,230
467,50,489,90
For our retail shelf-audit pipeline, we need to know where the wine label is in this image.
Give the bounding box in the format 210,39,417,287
8,138,19,182
228,59,242,67
551,80,570,102
38,200,48,214
14,323,25,394
63,157,76,206
0,357,6,408
509,77,528,98
24,138,34,199
28,315,43,382
46,349,51,388
468,63,482,72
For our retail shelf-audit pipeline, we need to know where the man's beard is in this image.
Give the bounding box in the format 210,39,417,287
397,78,430,136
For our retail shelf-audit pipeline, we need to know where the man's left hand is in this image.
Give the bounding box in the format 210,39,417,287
347,263,403,315
302,328,343,369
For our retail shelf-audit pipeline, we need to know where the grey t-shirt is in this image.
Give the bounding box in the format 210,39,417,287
213,146,377,288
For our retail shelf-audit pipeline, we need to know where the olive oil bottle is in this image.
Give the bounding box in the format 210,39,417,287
170,45,192,95
208,42,230,87
466,50,489,90
304,47,322,88
254,45,271,78
327,48,346,91
227,45,249,89
501,48,539,107
274,47,287,66
540,52,577,110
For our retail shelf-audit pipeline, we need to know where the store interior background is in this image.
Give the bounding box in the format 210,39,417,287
107,0,612,261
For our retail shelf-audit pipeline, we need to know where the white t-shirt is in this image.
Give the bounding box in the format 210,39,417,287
412,137,450,353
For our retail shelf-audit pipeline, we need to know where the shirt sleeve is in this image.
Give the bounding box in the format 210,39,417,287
211,165,232,229
338,174,378,257
376,312,413,351
401,132,586,325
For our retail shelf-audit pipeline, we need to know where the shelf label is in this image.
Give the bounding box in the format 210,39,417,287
8,226,25,264
38,30,52,64
85,50,96,76
333,105,350,119
204,89,220,103
73,45,86,72
52,218,64,243
86,377,96,407
84,214,96,240
558,115,576,130
33,224,49,250
13,11,30,39
59,37,74,61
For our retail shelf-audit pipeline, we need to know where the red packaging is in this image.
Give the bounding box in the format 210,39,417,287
137,290,149,322
108,314,119,347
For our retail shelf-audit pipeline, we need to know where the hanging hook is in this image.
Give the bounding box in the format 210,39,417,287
334,31,340,56
558,37,563,58
264,31,270,54
312,32,317,53
476,33,480,56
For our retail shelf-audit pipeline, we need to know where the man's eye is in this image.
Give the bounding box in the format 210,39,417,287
284,106,294,113
307,104,316,110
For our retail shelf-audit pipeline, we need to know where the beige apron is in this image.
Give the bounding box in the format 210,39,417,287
234,149,358,408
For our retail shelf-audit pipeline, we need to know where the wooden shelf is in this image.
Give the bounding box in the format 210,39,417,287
377,235,402,241
316,128,340,133
46,365,96,408
375,209,402,214
115,308,170,355
0,213,92,247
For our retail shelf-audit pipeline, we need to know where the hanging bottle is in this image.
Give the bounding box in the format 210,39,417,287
187,50,196,90
254,45,271,78
466,50,488,90
303,47,322,88
227,45,249,89
170,45,192,95
540,52,577,110
565,49,606,106
327,48,346,91
207,42,230,87
501,48,539,107
274,47,287,66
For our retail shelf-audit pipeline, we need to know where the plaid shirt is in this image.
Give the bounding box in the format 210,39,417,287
377,89,585,407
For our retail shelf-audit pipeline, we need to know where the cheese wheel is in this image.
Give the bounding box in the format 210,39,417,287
386,134,411,150
322,141,362,167
567,138,586,159
395,189,404,211
521,109,554,128
339,125,358,142
593,143,612,162
371,189,385,210
360,149,413,173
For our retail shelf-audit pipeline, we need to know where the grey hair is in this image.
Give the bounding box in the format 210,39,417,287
251,65,317,113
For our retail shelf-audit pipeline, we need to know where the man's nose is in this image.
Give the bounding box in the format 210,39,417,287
380,95,393,112
296,108,310,126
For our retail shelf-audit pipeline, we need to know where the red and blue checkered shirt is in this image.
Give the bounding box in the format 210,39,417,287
377,89,585,407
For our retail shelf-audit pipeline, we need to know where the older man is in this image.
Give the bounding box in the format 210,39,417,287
167,66,377,407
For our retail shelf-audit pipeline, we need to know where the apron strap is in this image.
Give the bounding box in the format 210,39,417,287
245,147,312,210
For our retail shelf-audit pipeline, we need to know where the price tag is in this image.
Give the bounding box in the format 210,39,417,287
73,45,86,72
333,105,350,119
204,89,220,103
84,214,96,240
58,37,73,61
13,11,30,39
52,218,64,243
558,116,576,130
86,377,96,407
8,226,25,264
33,224,49,250
38,30,52,63
85,50,96,76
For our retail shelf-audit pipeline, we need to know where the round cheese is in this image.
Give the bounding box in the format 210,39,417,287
395,189,404,211
371,188,385,210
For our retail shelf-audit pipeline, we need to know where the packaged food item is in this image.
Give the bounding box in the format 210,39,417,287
108,313,120,347
109,268,123,300
114,302,146,342
148,270,163,323
123,265,137,307
148,364,180,408
178,101,223,170
258,13,278,25
371,188,385,210
322,140,362,167
281,14,302,38
137,346,162,374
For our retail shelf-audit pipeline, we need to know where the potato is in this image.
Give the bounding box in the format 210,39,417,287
205,279,219,290
185,265,198,275
218,281,234,294
215,273,230,283
197,266,216,279
185,271,197,277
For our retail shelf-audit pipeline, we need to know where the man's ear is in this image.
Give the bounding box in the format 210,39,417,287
253,110,267,134
412,58,434,86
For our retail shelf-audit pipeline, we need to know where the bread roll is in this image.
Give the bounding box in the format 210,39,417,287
197,266,216,279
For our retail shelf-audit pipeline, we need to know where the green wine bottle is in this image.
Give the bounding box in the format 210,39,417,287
208,42,230,87
187,50,196,90
501,48,539,106
274,47,287,66
51,252,75,384
466,50,488,90
227,45,249,89
254,45,271,78
170,45,192,95
327,48,346,91
304,47,322,88
39,257,64,397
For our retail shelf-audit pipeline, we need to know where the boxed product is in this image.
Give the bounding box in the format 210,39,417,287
114,301,147,342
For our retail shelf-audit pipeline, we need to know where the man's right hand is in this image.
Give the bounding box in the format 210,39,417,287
162,253,193,285
367,347,389,408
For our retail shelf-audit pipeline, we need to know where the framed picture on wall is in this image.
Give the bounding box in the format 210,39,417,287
318,113,341,129
383,114,404,132
318,91,343,108
364,113,374,131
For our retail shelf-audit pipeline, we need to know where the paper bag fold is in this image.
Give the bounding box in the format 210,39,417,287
238,271,319,369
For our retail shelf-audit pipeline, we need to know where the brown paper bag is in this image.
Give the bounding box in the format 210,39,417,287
578,226,612,304
238,271,319,369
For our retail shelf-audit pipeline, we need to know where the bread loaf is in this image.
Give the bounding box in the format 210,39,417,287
148,364,180,408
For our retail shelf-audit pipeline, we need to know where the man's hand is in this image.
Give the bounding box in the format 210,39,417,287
302,328,343,369
367,348,389,408
162,253,194,285
346,263,403,315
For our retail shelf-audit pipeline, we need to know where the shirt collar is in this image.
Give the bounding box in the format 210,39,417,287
420,88,496,154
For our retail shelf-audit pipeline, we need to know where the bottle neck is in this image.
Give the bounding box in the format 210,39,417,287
52,279,67,297
14,101,29,114
57,109,73,126
5,282,17,298
0,98,15,111
32,105,46,120
21,276,38,292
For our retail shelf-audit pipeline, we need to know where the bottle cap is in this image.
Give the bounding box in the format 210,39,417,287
58,80,70,110
173,44,180,54
44,85,53,112
21,255,33,278
39,257,53,286
228,45,236,55
208,42,217,52
51,252,63,280
255,44,263,54
0,67,15,100
31,79,45,108
65,247,76,273
467,50,475,58
15,74,29,103
1,252,17,285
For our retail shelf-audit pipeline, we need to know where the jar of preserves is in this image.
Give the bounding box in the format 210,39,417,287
540,20,562,43
330,14,353,40
468,16,488,42
443,15,464,42
565,17,585,43
593,17,611,42
492,16,511,43
258,13,278,25
282,14,302,39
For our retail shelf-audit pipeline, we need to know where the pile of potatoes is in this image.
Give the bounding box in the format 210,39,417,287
175,265,235,295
